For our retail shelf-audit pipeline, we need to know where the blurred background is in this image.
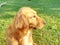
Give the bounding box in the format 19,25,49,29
0,0,60,45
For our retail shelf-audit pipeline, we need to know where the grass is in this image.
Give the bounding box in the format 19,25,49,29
0,0,60,45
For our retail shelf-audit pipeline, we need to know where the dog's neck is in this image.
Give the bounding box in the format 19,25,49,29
10,24,33,45
18,29,33,45
22,30,33,45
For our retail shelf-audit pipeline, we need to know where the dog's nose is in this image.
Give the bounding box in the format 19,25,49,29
43,21,46,24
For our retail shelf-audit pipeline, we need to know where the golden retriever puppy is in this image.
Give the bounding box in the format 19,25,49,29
6,7,46,45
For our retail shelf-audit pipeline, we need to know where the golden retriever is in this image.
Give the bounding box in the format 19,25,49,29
6,7,46,45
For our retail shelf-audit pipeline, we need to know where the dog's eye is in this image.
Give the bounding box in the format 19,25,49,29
33,15,36,17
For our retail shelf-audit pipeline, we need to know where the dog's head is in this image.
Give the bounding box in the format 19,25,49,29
14,7,46,30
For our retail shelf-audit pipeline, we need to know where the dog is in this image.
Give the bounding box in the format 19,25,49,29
6,7,46,45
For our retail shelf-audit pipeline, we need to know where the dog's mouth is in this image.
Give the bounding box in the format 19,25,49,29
29,24,36,29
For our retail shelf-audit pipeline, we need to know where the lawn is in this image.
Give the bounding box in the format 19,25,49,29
0,0,60,45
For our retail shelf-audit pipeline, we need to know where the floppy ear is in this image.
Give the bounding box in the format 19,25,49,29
15,14,24,29
21,14,29,28
15,13,29,29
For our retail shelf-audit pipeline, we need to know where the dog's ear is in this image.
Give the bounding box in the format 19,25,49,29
15,12,29,29
15,14,24,29
21,14,29,28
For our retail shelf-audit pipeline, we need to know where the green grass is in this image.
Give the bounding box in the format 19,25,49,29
0,0,60,45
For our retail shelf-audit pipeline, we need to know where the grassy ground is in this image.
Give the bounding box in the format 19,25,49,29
0,0,60,45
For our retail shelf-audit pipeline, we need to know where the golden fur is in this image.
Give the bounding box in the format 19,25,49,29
6,7,46,45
